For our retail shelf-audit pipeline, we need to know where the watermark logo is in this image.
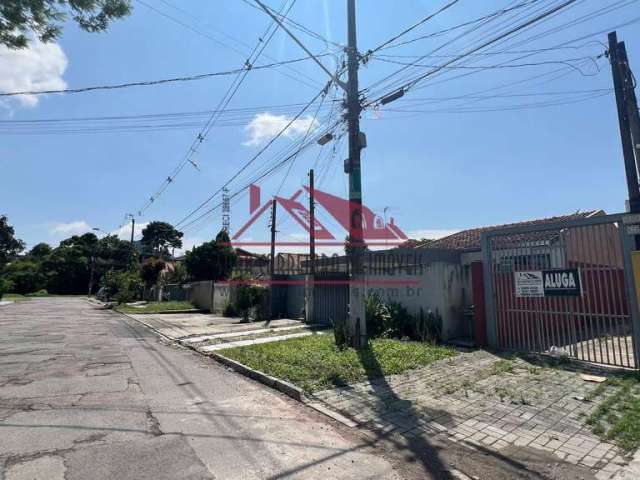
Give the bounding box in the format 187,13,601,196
231,183,408,248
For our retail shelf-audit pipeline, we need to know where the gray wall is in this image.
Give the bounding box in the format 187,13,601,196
212,283,230,313
189,281,214,311
366,261,469,340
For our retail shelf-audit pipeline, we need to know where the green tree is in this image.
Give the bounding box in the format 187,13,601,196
0,215,25,267
1,0,132,49
141,258,165,286
141,221,183,257
166,262,189,284
43,243,90,294
29,242,52,259
185,230,237,281
2,260,47,294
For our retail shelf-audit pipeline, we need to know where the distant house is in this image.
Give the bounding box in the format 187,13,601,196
422,210,604,253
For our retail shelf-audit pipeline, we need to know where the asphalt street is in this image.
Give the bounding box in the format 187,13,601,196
0,298,401,480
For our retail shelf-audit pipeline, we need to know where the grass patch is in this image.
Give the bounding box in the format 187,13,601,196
586,373,640,452
491,359,515,375
1,294,29,302
117,301,197,314
221,333,456,393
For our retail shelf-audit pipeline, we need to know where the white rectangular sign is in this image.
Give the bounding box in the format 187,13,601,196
514,271,544,297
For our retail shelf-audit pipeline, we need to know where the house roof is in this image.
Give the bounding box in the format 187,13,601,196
421,210,604,252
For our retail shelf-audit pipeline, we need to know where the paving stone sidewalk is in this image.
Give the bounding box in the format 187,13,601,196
312,350,636,480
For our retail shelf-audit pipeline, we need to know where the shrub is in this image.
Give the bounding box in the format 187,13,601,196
249,285,269,321
25,289,48,297
235,283,252,322
413,308,442,342
0,277,13,301
365,293,393,338
232,283,269,322
223,302,238,317
2,260,47,294
100,270,143,304
364,294,442,343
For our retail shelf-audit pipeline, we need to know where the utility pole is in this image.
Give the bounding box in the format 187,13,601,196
129,215,136,244
253,0,367,348
270,199,277,276
345,0,367,349
608,32,640,215
222,187,231,233
309,169,316,276
609,32,640,250
307,169,316,325
617,42,640,173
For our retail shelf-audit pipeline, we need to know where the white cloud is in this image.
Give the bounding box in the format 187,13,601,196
110,222,148,242
407,229,460,240
50,221,92,237
0,38,68,107
243,112,319,146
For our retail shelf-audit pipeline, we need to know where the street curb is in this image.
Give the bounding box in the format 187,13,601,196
112,308,177,343
117,309,208,315
114,303,358,429
208,352,305,401
208,352,358,428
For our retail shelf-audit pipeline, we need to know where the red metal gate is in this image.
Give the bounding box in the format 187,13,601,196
483,215,639,368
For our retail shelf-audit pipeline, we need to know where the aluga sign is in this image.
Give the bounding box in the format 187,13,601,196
542,269,582,296
515,268,582,297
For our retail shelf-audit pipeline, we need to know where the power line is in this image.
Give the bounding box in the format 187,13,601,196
373,0,540,53
175,85,331,228
0,56,328,98
135,0,297,217
179,120,343,233
364,0,580,108
238,0,343,49
136,0,323,90
364,0,461,57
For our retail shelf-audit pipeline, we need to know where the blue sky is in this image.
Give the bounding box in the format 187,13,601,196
1,0,639,253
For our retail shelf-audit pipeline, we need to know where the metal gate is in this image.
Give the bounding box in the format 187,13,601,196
312,273,348,326
481,213,640,369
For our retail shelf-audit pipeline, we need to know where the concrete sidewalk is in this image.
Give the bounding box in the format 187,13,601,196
125,310,302,340
312,349,637,480
125,310,326,351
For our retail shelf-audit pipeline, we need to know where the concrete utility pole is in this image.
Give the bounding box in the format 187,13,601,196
307,169,315,324
608,32,640,215
309,169,316,276
253,0,367,347
345,0,367,349
270,199,277,276
617,42,640,174
129,215,136,244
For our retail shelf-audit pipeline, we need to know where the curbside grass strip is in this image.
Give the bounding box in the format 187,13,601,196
209,352,305,401
208,352,359,428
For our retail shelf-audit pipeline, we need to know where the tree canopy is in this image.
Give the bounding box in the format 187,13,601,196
1,0,132,49
141,221,183,257
0,216,25,267
185,230,237,281
2,232,136,295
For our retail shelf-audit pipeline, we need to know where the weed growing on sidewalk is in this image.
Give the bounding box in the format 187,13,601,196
586,373,640,453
